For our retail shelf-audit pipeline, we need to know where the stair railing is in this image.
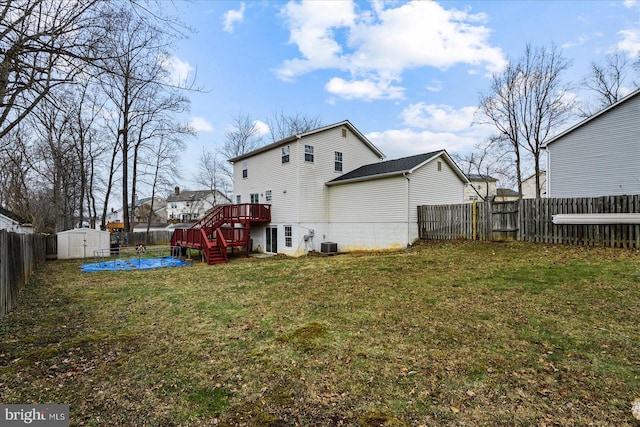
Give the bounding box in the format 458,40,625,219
216,227,228,263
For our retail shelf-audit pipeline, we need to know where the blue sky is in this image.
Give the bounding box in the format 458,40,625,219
165,0,640,187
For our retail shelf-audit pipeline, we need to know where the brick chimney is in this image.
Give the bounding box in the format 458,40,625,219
174,186,180,196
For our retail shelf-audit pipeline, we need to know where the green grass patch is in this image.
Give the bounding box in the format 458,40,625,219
1,241,639,425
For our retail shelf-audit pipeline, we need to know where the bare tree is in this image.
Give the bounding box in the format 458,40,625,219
195,148,231,203
478,44,574,198
453,135,515,200
0,0,104,141
266,109,322,142
96,5,191,232
580,50,639,116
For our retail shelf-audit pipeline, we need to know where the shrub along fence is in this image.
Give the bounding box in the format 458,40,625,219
0,230,47,317
418,194,640,249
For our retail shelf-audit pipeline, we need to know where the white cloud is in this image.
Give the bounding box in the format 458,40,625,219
223,2,246,33
325,77,404,100
189,117,214,133
160,55,194,86
561,34,589,49
623,0,637,8
616,28,640,57
276,0,506,101
367,128,479,160
401,103,479,132
366,103,496,159
254,120,270,136
426,80,443,92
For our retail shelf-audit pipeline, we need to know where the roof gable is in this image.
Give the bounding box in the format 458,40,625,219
228,120,385,163
327,150,469,185
544,88,640,147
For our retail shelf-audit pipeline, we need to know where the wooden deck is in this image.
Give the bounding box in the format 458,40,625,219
170,204,271,264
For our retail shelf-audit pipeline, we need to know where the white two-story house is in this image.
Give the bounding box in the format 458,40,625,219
229,120,468,256
166,188,231,223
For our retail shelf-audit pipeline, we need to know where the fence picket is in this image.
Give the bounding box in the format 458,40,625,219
418,195,640,249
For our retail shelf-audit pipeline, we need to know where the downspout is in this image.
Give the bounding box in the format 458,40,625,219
403,172,411,247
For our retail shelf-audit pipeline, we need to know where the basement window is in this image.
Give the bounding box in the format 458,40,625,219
284,225,292,247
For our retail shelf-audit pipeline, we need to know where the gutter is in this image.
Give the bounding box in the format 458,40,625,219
403,172,411,247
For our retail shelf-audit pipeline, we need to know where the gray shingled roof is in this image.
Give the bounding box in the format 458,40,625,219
328,151,444,184
468,174,497,182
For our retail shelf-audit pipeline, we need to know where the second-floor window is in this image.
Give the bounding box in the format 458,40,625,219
242,161,248,179
282,145,290,164
265,189,272,202
335,151,343,172
170,203,177,209
305,145,314,163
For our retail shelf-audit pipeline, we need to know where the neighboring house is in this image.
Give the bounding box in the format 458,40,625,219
230,120,468,256
166,188,231,223
106,196,165,231
544,88,640,198
495,188,520,202
0,206,33,234
522,171,547,199
464,174,498,202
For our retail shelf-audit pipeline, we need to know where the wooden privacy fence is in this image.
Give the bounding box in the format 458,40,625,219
418,194,640,248
110,230,173,246
0,230,47,317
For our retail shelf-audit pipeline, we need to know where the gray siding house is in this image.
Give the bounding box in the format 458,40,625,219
544,88,640,198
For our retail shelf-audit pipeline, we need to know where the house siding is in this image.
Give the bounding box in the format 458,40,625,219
408,156,465,241
547,92,640,198
232,123,383,256
325,155,465,250
233,126,382,225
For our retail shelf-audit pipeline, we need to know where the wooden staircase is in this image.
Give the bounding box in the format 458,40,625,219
171,204,271,265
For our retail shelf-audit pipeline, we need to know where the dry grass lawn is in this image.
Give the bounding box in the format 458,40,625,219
1,241,639,426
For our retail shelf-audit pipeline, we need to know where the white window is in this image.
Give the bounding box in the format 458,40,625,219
250,193,259,204
341,127,347,138
284,225,292,248
265,190,272,202
335,151,343,172
170,203,177,208
236,195,241,204
282,146,290,164
304,145,314,162
242,161,248,179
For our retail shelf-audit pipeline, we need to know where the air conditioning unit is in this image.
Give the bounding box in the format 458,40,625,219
321,242,337,254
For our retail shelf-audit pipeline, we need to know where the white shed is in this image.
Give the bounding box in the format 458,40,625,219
57,228,110,260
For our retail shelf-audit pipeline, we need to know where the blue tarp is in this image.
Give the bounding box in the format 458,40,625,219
81,257,191,272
